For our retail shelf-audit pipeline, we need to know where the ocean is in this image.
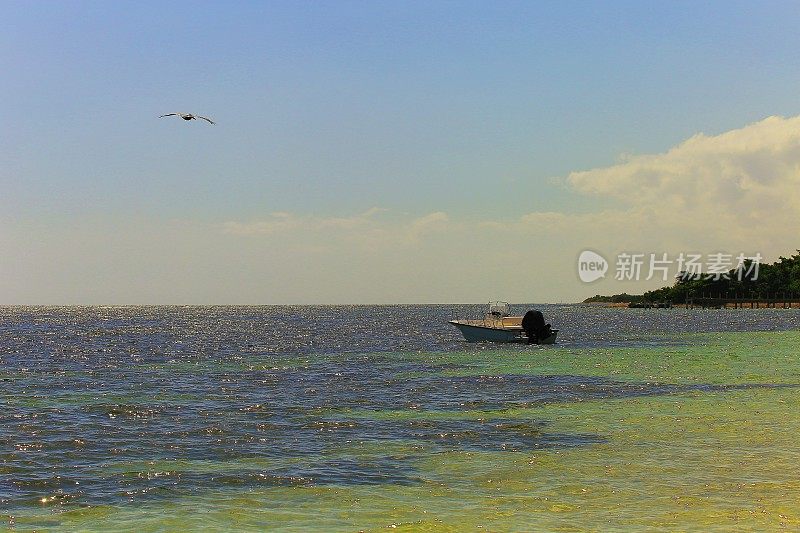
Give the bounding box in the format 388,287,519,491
2,305,800,531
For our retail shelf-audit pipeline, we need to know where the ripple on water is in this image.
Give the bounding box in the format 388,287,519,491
2,306,800,530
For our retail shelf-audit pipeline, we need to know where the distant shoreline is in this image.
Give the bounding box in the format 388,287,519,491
581,301,800,309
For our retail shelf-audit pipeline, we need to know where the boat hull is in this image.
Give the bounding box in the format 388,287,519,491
449,321,558,344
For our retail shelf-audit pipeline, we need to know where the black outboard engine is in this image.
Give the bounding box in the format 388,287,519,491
521,310,553,344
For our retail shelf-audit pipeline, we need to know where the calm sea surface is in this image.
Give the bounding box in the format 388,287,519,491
2,305,800,531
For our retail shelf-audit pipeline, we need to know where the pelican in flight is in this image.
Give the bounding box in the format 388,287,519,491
159,113,215,124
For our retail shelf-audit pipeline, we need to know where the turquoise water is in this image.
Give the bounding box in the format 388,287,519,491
2,306,800,531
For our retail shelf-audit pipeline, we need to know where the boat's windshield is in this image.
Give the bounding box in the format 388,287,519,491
487,301,510,317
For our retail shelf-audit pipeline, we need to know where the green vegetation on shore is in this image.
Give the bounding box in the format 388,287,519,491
584,250,800,304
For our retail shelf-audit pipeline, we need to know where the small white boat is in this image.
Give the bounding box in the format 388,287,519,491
449,302,558,344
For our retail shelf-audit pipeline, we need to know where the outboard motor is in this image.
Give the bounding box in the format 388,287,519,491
521,310,553,344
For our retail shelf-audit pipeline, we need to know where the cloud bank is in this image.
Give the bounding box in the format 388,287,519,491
221,114,800,301
4,115,800,303
567,114,800,236
567,115,800,256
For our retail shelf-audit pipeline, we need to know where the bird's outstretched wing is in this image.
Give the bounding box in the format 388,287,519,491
159,113,180,118
197,116,215,124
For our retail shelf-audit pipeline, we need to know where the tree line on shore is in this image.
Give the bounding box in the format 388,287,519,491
584,250,800,304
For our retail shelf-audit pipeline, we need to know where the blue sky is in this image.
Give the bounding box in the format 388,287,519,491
3,1,800,303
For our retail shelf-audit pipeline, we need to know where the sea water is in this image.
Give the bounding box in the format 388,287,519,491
2,305,800,531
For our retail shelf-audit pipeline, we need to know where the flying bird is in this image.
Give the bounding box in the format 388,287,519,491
159,113,215,124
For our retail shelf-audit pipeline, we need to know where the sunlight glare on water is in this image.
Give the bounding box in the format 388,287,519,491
2,305,800,531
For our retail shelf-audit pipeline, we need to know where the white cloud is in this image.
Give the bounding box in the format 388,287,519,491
566,116,800,257
222,208,452,248
406,211,449,243
567,115,800,226
317,207,388,229
222,211,300,235
222,207,390,235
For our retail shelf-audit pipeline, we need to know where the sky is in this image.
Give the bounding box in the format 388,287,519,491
2,0,800,304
